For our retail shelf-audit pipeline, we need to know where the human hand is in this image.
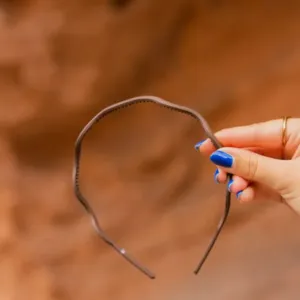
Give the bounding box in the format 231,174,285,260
195,118,300,215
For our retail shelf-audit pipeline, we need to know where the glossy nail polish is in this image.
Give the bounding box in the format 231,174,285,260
227,179,234,192
214,169,219,183
210,150,233,168
236,191,243,199
194,140,206,151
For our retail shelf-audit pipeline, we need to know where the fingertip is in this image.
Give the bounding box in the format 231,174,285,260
214,169,220,183
237,186,255,203
216,168,227,183
194,140,206,151
227,179,234,192
230,175,249,192
195,138,217,154
236,190,243,200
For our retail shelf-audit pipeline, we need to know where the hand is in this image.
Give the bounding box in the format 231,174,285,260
195,118,300,215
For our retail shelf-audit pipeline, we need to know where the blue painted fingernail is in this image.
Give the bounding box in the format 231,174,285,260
194,140,206,151
227,179,234,192
236,191,243,199
214,169,219,183
210,150,233,168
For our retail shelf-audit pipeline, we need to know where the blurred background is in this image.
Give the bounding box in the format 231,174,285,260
1,0,300,299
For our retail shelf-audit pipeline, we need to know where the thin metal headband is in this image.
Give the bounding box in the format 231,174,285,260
72,95,232,279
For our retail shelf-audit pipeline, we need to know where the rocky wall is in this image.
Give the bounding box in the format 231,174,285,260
1,1,300,299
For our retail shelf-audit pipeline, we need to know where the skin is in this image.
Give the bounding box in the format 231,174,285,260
196,118,300,215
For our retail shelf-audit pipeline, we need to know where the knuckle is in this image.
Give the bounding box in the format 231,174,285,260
247,151,259,181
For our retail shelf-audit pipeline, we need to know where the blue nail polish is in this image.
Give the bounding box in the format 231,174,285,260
236,191,243,199
214,169,219,183
194,140,206,151
227,179,234,192
210,150,233,168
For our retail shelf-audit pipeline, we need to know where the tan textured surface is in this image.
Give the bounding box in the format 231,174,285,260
1,1,300,299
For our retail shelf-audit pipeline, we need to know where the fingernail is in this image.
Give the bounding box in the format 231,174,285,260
214,169,219,183
227,179,234,192
236,190,243,199
210,150,233,168
194,140,206,151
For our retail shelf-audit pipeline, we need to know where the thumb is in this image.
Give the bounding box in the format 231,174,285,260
209,147,291,193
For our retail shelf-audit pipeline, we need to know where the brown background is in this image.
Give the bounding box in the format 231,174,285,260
1,0,300,299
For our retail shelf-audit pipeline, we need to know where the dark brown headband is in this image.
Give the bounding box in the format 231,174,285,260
72,95,232,279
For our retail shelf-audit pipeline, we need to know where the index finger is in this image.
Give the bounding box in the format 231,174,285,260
196,119,286,156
